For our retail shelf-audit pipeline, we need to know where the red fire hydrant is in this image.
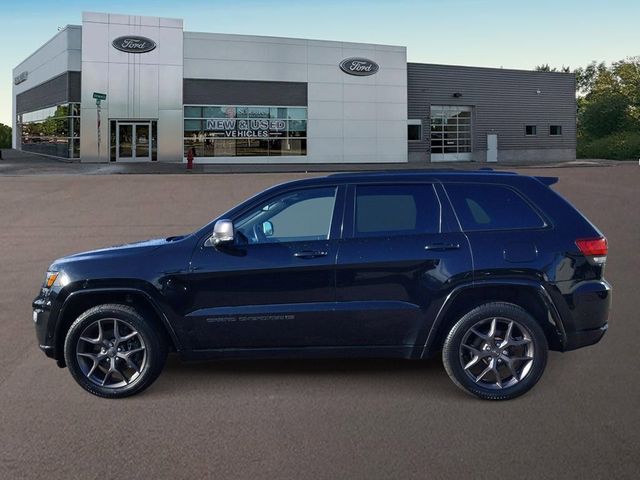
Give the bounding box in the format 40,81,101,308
186,148,194,170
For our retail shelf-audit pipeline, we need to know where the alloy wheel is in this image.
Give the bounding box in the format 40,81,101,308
459,317,535,390
75,318,147,388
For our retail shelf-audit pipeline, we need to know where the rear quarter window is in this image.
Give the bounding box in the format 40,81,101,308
445,183,546,231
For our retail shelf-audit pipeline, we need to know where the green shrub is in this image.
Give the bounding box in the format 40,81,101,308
579,93,632,138
577,131,640,160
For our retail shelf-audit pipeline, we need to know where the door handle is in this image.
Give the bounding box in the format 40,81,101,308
293,250,328,259
424,243,460,251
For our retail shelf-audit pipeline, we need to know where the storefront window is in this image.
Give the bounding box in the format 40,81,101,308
287,108,307,120
184,120,202,131
184,105,308,158
237,106,270,118
19,102,81,158
236,139,270,156
184,106,202,118
269,107,288,119
203,106,235,119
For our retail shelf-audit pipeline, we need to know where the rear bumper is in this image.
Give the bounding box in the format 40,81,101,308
557,279,611,351
563,323,608,351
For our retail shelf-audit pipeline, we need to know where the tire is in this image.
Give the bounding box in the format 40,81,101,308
64,303,168,398
442,302,548,400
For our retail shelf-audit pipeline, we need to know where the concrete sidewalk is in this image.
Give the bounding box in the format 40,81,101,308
0,148,623,176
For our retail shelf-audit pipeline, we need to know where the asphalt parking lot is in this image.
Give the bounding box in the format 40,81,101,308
0,164,638,479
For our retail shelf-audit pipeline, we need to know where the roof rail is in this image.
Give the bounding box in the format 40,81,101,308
328,168,518,177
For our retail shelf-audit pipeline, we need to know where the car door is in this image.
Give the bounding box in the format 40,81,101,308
182,185,345,350
334,182,472,350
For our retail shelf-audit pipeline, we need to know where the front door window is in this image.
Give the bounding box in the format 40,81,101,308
135,124,150,158
234,187,338,244
118,124,133,159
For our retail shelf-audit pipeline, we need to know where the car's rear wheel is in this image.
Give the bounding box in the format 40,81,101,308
442,302,548,400
64,304,167,398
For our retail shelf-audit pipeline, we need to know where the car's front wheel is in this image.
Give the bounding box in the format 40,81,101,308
442,302,548,400
64,304,167,398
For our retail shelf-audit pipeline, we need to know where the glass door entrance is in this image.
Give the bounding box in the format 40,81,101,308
116,122,152,161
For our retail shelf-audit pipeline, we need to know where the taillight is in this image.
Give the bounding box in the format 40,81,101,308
576,237,608,264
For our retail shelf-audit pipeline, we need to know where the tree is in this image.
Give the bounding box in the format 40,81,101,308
534,64,571,73
579,93,630,137
577,57,640,134
538,57,640,158
574,57,640,159
612,56,640,122
0,123,12,149
575,61,609,95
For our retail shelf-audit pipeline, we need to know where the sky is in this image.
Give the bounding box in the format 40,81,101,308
1,0,639,126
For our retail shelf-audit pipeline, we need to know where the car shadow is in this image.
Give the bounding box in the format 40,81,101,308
149,353,464,401
164,353,444,376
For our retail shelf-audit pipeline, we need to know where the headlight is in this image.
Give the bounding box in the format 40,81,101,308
44,271,59,288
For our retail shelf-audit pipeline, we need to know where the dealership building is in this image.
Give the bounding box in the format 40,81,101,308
12,12,576,164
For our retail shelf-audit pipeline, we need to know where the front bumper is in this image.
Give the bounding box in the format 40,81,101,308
33,292,57,360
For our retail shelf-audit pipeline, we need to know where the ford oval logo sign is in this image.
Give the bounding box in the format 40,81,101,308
339,57,379,76
112,36,157,54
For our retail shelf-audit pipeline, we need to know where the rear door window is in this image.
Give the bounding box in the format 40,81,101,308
445,183,545,231
354,184,440,237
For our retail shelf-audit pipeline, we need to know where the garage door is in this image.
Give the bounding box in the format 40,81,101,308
430,105,472,162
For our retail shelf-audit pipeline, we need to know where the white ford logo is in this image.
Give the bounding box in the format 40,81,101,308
339,58,379,76
112,36,157,54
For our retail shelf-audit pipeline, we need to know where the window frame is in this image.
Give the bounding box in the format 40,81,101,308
442,182,551,233
408,119,423,142
525,125,537,136
200,185,346,247
549,125,563,136
343,182,444,240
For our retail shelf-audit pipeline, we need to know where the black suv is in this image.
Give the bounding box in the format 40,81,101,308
33,170,611,400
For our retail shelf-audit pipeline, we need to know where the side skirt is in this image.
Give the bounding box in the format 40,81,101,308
180,345,417,362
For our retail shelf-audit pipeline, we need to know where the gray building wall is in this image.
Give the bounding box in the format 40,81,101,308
184,31,408,164
407,63,577,162
183,79,307,106
15,71,81,114
11,25,82,148
79,12,184,162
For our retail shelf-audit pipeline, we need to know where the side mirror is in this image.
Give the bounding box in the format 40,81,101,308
211,219,235,245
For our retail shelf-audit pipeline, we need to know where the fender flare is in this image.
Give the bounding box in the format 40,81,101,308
56,287,182,352
419,279,567,358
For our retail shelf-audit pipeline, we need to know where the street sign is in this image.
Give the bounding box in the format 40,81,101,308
93,93,105,159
